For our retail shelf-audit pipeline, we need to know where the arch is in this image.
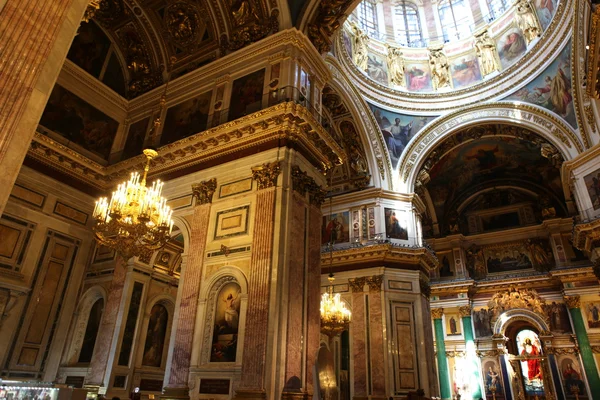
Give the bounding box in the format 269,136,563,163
170,215,192,255
398,102,583,193
493,308,550,336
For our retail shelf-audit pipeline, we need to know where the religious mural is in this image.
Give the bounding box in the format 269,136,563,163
445,313,461,336
142,304,168,367
228,68,266,121
366,52,389,86
405,63,432,92
437,251,455,278
122,117,149,160
483,360,504,399
384,208,408,240
473,308,494,337
368,103,435,169
39,85,119,159
534,0,558,30
450,54,482,89
583,167,600,210
483,242,534,274
559,357,588,399
505,41,576,129
211,282,241,362
67,21,112,78
496,26,528,69
543,302,572,333
516,329,544,396
322,212,350,245
161,90,212,145
584,302,600,329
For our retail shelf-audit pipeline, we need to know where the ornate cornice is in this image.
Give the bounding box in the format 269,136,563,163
290,165,326,206
192,178,217,204
319,243,439,273
251,161,281,190
572,218,600,254
564,295,581,309
431,308,444,319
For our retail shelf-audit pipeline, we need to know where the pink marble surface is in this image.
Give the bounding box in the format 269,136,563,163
168,204,211,387
420,296,438,395
352,291,367,397
86,257,127,385
368,290,386,396
305,205,322,396
238,189,276,391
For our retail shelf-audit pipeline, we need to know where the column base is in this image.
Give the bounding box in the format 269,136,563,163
161,386,190,400
233,389,267,399
281,391,309,400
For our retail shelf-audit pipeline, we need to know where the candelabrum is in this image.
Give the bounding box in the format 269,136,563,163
93,149,173,260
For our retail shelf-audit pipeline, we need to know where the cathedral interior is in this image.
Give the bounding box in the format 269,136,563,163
2,0,600,399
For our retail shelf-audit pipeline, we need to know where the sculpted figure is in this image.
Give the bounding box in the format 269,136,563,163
351,22,369,71
474,31,500,76
429,48,451,90
386,45,406,87
515,0,541,44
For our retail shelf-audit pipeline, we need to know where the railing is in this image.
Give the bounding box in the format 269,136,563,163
320,234,431,253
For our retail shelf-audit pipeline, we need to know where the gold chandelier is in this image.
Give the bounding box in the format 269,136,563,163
320,274,351,337
93,149,173,260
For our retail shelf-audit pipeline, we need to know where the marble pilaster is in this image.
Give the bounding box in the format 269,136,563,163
349,277,367,400
305,201,322,396
432,308,452,400
85,257,127,387
367,276,386,399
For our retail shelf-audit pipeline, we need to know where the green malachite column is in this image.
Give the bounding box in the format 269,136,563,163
565,296,600,400
460,306,483,399
433,308,452,400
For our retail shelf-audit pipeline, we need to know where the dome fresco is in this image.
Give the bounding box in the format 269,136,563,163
344,0,559,93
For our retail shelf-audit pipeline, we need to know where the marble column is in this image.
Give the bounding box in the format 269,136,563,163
564,296,600,400
163,179,216,399
367,276,386,400
85,257,128,388
0,0,88,216
420,286,438,397
234,162,280,400
349,277,368,400
432,308,452,400
459,305,483,399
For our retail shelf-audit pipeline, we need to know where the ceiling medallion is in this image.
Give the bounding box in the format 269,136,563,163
165,2,201,48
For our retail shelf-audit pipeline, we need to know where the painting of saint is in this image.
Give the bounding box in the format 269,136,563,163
560,358,587,398
67,21,111,78
544,302,572,333
484,361,504,398
368,103,434,169
211,282,242,362
405,64,432,92
142,304,169,367
322,212,350,245
583,167,600,210
505,41,576,129
473,308,493,337
516,329,544,396
39,85,119,159
384,208,408,240
161,90,213,145
366,53,389,86
228,68,265,121
445,313,461,336
439,253,454,277
534,0,558,30
122,117,149,160
497,28,527,68
585,302,600,329
484,244,533,274
450,55,482,88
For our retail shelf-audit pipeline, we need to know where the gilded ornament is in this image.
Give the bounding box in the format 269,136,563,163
349,277,367,292
474,30,500,77
584,105,597,133
431,308,444,320
428,47,451,91
458,305,472,317
350,22,369,71
487,286,548,323
251,161,281,190
366,275,383,292
514,0,542,44
564,295,581,309
165,3,200,47
386,45,405,88
192,178,217,204
82,0,102,23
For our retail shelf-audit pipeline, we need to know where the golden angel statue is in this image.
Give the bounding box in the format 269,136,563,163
515,0,541,44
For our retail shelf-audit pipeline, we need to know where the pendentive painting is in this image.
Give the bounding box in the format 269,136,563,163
368,103,434,169
142,304,168,367
583,167,600,210
384,208,408,240
211,282,241,362
161,90,213,145
322,212,351,245
496,26,527,69
39,85,119,159
584,302,600,329
366,52,389,86
450,54,482,89
505,41,576,129
122,117,149,160
228,68,266,121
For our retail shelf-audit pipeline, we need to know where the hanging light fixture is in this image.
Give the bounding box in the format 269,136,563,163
93,149,173,260
320,175,351,337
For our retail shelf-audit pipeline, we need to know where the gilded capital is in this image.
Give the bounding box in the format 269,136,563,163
349,277,367,293
431,308,444,320
252,161,281,190
564,295,581,309
366,275,383,292
192,178,217,205
458,305,472,317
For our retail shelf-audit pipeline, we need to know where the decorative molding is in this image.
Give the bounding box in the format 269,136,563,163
192,178,217,205
251,161,281,190
348,277,367,293
431,308,444,319
564,295,581,309
366,275,383,292
458,305,472,318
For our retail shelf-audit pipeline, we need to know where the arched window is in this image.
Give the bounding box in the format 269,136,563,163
78,298,104,363
142,304,169,367
394,1,423,46
486,0,508,21
438,0,472,42
355,0,378,37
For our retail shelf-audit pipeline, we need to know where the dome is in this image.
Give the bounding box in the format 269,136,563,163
343,0,559,93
